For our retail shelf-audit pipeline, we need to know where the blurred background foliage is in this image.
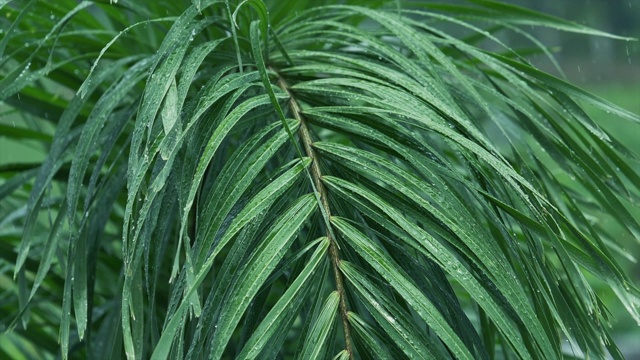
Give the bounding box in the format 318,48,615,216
430,0,640,355
513,1,640,355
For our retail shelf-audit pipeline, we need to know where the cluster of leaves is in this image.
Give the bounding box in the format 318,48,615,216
1,0,639,359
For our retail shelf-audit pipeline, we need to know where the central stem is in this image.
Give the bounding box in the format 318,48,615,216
275,75,354,359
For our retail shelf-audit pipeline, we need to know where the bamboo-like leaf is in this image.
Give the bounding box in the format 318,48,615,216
325,177,549,358
333,217,478,359
347,312,397,360
194,119,300,267
14,55,140,280
298,290,341,360
237,237,329,359
340,261,445,359
150,158,310,359
208,193,317,358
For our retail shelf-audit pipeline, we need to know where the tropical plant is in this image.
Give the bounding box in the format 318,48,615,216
1,0,639,358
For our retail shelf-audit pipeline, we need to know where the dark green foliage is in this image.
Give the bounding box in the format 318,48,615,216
1,0,639,359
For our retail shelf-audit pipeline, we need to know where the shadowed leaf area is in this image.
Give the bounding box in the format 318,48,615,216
1,0,639,359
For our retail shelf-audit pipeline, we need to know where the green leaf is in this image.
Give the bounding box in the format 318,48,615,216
340,261,445,359
298,290,341,360
333,217,477,359
347,312,397,360
325,177,546,358
237,237,329,359
149,158,310,360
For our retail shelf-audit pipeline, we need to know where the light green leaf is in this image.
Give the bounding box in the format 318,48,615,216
237,237,329,359
298,291,341,360
204,193,318,359
333,217,476,360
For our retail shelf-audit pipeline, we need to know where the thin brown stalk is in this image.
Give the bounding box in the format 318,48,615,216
275,74,354,359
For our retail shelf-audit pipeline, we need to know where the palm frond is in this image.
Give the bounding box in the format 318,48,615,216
1,0,639,359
